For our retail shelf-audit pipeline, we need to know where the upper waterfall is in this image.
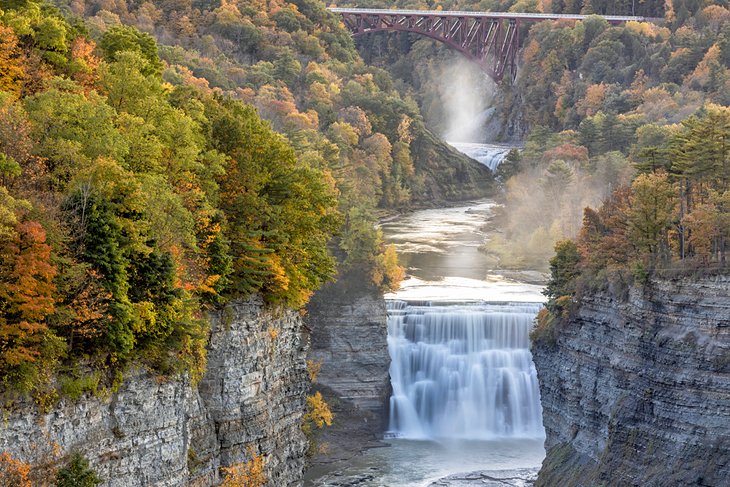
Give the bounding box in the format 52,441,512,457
448,142,514,171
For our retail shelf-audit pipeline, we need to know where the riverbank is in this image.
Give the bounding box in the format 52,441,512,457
308,439,544,487
428,467,538,486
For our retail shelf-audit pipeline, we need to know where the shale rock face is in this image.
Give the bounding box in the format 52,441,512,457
304,268,390,468
0,298,308,487
532,276,730,487
306,273,389,416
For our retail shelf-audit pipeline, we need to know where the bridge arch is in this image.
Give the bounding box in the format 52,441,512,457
336,10,519,82
330,8,656,82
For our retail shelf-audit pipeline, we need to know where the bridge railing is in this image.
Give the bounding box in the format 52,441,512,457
328,7,661,23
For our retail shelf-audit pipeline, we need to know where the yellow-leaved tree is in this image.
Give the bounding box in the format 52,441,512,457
221,446,266,487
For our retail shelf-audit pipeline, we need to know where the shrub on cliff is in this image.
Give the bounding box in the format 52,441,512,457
221,446,266,487
0,452,31,487
303,370,334,457
56,452,101,487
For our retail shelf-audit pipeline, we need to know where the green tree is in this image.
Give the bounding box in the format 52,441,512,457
207,95,339,307
56,452,101,487
495,149,523,183
628,172,676,263
0,153,21,187
99,25,163,76
24,81,128,187
543,240,582,315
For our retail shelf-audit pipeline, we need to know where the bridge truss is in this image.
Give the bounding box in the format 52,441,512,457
330,8,654,82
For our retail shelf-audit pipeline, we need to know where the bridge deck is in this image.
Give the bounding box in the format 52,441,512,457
328,7,658,23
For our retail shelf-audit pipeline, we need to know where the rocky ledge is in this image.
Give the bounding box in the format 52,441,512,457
0,298,308,487
532,275,730,486
428,468,538,486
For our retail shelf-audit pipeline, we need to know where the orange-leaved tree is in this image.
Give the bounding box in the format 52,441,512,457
0,25,26,95
0,217,58,382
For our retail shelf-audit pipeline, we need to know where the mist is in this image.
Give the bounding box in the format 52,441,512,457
484,150,636,271
436,59,496,143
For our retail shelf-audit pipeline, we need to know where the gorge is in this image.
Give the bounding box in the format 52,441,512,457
1,1,729,486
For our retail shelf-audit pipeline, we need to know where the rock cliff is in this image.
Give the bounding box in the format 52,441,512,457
532,276,730,487
0,298,308,487
411,128,495,206
304,268,390,472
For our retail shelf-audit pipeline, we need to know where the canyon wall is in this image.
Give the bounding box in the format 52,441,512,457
411,129,495,205
0,298,308,487
304,268,390,468
532,276,730,487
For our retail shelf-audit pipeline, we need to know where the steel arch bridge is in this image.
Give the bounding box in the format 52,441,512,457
329,8,656,82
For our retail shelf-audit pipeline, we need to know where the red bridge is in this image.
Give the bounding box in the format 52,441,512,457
330,8,656,82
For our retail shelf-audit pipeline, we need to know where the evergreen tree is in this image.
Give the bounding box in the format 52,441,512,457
56,453,101,487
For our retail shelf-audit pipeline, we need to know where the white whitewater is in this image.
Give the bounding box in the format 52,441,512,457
448,142,514,171
387,300,544,440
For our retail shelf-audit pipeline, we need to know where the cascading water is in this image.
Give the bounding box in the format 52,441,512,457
387,300,544,440
448,142,514,171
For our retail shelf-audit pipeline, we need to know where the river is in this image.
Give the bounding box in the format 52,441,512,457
309,144,547,485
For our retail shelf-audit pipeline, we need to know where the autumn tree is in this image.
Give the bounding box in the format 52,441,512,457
68,37,100,92
0,92,33,179
576,187,632,272
0,210,61,388
0,25,26,95
220,446,266,487
206,94,341,307
371,244,405,292
302,390,334,456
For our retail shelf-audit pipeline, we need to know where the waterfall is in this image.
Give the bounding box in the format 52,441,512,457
448,142,514,171
387,300,545,440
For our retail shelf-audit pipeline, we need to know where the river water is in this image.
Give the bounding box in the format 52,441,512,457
309,145,546,486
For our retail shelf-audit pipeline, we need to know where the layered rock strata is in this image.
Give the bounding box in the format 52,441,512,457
0,298,308,487
304,268,390,470
532,276,730,486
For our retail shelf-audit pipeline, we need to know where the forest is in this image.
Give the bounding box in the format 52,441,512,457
498,1,729,274
333,0,728,332
498,1,730,331
0,0,355,403
348,0,728,269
